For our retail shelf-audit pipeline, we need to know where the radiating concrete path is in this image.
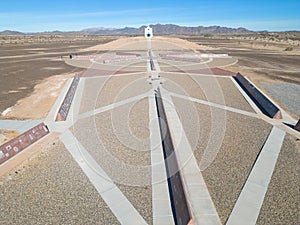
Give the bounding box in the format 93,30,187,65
149,50,222,224
226,126,286,225
78,92,149,120
149,94,175,225
60,130,147,225
161,87,222,225
170,92,259,119
0,119,43,133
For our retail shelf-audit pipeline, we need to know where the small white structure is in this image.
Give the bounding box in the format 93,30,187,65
144,25,153,38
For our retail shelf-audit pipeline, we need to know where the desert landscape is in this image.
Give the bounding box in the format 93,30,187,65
0,35,117,115
182,33,300,117
0,29,299,225
1,32,299,120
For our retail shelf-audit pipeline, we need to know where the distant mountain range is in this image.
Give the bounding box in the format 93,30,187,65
0,24,254,35
0,30,25,35
82,24,253,35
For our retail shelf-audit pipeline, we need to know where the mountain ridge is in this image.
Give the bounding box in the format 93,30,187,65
2,24,299,35
0,24,254,35
81,24,254,35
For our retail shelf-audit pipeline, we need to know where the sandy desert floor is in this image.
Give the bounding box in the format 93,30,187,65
0,36,117,116
1,35,299,120
0,35,299,225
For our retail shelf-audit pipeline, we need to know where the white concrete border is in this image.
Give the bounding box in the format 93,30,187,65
149,94,175,225
60,130,147,225
0,120,43,133
161,71,233,78
82,72,147,79
78,93,149,120
170,92,259,119
148,50,174,224
160,88,222,225
226,126,286,225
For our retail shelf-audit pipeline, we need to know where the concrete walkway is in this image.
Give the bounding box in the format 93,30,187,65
170,92,259,119
226,126,286,225
150,49,221,224
161,88,222,225
149,94,175,225
0,119,43,133
60,130,147,225
162,71,233,78
78,92,149,120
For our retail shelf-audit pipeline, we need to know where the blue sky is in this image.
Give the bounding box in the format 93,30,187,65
0,0,299,32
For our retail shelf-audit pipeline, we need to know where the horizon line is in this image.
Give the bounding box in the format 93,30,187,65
1,23,300,33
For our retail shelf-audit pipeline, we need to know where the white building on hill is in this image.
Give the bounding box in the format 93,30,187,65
144,26,153,38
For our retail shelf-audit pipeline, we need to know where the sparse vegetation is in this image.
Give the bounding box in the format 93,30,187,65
204,34,213,38
285,46,293,51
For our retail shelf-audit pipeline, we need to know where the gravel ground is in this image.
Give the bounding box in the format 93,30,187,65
171,97,210,160
79,77,107,114
0,139,119,225
202,111,271,224
158,62,209,71
151,41,190,51
79,74,151,114
192,76,254,112
257,134,300,225
117,184,152,225
183,68,235,76
95,74,151,108
261,82,300,118
130,62,148,68
64,58,94,69
172,97,272,224
162,73,207,101
159,59,199,66
66,58,147,72
72,98,152,221
79,68,141,77
163,74,254,112
158,57,237,72
97,64,147,72
114,98,152,224
94,98,150,167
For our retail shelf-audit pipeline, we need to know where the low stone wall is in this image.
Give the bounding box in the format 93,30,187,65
235,73,282,119
56,75,80,121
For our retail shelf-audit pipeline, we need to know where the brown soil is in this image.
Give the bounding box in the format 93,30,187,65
180,36,300,85
1,72,75,120
0,129,19,146
0,36,116,114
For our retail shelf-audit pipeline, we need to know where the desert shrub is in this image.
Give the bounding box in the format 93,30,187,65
285,46,293,51
204,34,213,38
